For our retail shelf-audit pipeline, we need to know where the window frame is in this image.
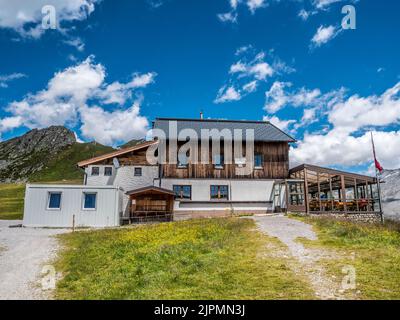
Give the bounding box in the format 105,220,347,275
210,185,229,201
104,166,113,176
134,167,142,177
82,192,97,211
254,153,264,169
47,192,62,210
173,185,192,200
91,166,100,176
177,152,189,169
213,154,224,170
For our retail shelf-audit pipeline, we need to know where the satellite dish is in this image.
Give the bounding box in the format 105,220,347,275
113,157,120,169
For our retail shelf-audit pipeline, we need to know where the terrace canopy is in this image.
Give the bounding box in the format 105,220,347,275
279,164,382,215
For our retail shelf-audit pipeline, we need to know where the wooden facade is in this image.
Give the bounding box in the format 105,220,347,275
161,141,289,179
126,186,175,223
82,141,291,180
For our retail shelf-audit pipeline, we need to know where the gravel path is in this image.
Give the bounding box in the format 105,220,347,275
252,215,346,300
0,220,68,300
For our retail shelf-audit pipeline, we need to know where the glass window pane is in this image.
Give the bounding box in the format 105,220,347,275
254,154,263,167
104,167,112,176
178,153,188,167
210,185,228,200
182,186,191,199
173,185,191,200
91,167,99,176
84,193,96,209
213,154,224,167
48,193,61,209
134,168,142,176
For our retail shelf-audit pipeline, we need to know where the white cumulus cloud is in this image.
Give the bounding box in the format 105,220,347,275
1,56,156,145
214,86,241,104
0,0,101,38
80,102,149,145
0,72,27,88
290,83,400,170
215,48,291,104
311,25,340,47
263,115,296,132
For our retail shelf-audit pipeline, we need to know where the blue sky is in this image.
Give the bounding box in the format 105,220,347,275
0,0,399,172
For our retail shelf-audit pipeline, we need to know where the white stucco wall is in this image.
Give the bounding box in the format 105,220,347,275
160,179,274,201
159,178,275,212
85,165,117,186
84,165,159,216
23,185,123,228
113,166,160,216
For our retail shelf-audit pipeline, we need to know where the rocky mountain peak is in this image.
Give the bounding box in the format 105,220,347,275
0,126,76,182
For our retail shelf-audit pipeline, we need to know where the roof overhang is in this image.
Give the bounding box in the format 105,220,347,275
126,186,175,196
77,140,158,167
290,164,376,183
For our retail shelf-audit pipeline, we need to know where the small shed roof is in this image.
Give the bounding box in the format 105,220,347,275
126,186,175,196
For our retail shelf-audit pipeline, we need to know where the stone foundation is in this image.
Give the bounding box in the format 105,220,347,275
301,212,383,224
174,210,269,221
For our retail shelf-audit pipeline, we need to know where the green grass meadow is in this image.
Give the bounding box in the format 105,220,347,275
55,218,314,300
295,216,400,300
0,184,25,220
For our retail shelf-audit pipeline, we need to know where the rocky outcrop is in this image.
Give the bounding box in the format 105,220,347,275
0,126,76,182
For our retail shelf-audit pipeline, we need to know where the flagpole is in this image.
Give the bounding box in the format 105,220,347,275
371,132,384,223
375,166,384,224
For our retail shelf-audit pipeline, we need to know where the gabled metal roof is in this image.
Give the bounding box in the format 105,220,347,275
152,118,296,142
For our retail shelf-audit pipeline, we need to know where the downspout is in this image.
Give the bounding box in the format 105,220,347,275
77,165,87,185
158,163,162,188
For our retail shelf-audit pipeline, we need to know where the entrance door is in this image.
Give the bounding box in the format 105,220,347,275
286,181,306,213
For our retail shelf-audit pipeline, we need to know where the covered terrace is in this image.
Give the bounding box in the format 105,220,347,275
285,164,383,216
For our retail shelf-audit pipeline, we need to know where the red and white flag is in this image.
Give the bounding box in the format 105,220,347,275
371,132,383,173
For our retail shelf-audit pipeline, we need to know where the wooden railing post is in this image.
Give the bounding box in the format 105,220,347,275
341,175,347,212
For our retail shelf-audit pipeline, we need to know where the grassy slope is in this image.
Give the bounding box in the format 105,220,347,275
118,139,144,149
55,218,314,300
0,184,25,220
296,216,400,300
0,142,114,220
29,142,114,182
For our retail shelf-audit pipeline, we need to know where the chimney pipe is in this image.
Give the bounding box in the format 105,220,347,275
200,111,204,120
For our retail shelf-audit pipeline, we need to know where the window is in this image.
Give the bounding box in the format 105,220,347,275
210,185,229,200
47,192,62,210
254,154,263,169
104,167,113,176
134,167,142,176
91,167,99,176
83,193,97,210
213,154,224,169
177,152,189,168
173,185,192,200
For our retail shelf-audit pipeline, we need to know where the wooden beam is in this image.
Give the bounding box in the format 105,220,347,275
285,180,289,212
317,172,322,212
341,174,347,212
304,168,310,215
329,174,334,211
354,178,359,212
365,180,371,212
